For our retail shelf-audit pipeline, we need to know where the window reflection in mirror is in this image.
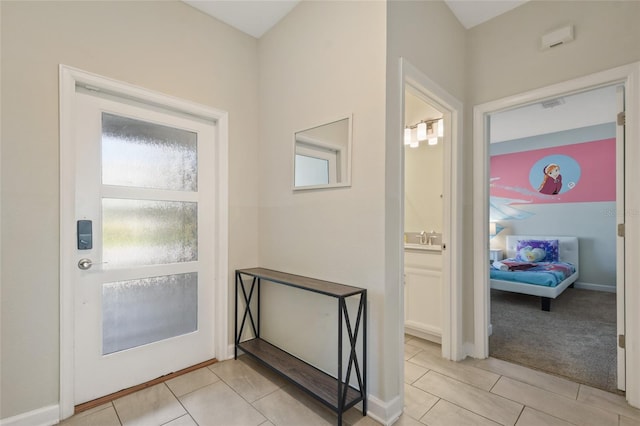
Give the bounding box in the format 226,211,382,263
294,116,351,190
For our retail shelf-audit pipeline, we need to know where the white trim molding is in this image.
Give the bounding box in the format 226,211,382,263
0,404,59,426
58,65,229,420
364,394,403,426
473,62,640,408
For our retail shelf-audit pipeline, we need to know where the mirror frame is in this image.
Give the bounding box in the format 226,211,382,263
293,114,353,191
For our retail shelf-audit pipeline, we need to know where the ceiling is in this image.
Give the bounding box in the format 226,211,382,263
183,0,530,39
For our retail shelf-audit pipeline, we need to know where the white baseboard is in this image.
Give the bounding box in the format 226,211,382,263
362,393,403,426
1,404,59,426
574,281,616,293
404,326,441,344
225,343,237,361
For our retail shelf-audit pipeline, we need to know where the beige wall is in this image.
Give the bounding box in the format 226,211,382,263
257,0,391,403
405,141,444,234
468,0,640,105
0,1,260,418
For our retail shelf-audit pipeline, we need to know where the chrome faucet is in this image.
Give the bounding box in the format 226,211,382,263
418,230,437,245
419,231,428,245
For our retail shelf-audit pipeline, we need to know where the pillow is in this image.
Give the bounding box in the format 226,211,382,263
515,239,559,262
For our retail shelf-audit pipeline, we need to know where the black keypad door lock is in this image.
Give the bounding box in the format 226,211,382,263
77,220,92,250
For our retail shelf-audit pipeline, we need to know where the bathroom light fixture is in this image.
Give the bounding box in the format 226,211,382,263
404,117,442,147
437,119,444,137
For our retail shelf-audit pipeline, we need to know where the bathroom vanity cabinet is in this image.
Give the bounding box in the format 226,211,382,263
404,248,442,343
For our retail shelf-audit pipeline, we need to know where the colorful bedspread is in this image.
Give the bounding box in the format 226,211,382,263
490,260,576,287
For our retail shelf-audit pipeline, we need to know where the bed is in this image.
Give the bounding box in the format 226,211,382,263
490,235,579,311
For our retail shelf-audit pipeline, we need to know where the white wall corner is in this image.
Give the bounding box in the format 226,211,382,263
225,344,238,361
0,404,59,426
363,393,403,426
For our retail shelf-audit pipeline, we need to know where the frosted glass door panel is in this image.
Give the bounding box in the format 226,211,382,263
102,273,198,355
102,198,197,267
102,113,198,191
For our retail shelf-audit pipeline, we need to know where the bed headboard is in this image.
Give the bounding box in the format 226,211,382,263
504,235,579,269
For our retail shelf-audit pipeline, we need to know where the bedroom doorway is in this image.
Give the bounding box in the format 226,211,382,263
486,84,622,392
472,64,640,399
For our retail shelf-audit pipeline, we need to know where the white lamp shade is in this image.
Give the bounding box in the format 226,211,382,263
408,127,419,147
437,119,444,137
417,122,427,141
489,222,497,235
404,127,411,145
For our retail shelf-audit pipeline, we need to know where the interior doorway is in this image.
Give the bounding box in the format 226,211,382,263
403,88,445,344
473,63,640,407
486,84,622,393
400,58,464,362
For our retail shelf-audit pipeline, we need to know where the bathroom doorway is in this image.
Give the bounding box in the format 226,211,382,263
400,58,464,361
403,89,445,344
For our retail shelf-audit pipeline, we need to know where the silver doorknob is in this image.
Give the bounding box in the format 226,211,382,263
78,258,93,270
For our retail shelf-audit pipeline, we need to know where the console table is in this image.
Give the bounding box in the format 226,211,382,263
235,268,367,426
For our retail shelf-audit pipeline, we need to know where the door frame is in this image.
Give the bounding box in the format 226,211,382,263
472,62,640,406
58,65,229,419
400,58,464,361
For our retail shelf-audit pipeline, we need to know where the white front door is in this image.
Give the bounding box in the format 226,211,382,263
72,88,217,404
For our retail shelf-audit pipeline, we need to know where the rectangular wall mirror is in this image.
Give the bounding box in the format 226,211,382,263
293,115,352,190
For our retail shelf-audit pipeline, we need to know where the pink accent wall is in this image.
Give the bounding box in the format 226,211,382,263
490,138,615,204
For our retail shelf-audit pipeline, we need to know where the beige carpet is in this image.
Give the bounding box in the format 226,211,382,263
489,287,618,393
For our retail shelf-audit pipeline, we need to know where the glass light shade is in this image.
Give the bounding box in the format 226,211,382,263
489,222,497,236
409,128,419,147
404,127,411,145
428,137,438,146
417,121,427,141
437,119,444,137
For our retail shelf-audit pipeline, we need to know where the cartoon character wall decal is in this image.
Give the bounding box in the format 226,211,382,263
538,163,562,195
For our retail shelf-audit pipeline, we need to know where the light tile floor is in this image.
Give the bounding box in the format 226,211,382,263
59,336,640,426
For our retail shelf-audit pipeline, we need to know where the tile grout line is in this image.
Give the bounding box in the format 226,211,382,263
487,376,620,426
476,358,586,401
104,400,123,426
213,360,284,425
161,381,200,426
512,404,526,426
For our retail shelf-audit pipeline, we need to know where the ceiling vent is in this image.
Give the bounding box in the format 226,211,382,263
541,98,566,109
